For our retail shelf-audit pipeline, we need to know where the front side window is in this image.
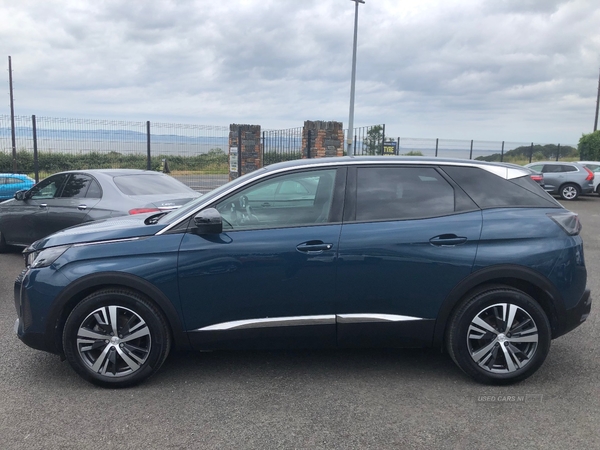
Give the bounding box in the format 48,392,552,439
30,174,69,200
214,169,337,230
355,167,455,221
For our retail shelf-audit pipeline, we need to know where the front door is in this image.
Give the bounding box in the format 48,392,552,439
178,167,345,350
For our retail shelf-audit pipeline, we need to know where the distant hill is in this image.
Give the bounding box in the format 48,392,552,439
475,144,578,162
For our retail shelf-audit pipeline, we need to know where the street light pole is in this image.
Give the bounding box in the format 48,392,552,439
347,0,364,156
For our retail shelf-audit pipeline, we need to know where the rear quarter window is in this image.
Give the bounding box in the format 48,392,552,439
113,174,194,195
441,166,560,208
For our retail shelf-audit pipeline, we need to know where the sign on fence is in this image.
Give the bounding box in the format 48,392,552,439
229,146,238,172
383,141,397,156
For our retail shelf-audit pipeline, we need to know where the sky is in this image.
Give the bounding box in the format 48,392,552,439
1,0,600,145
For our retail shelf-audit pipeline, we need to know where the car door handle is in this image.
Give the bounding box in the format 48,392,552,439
296,241,333,253
39,203,48,208
429,234,467,246
78,205,87,210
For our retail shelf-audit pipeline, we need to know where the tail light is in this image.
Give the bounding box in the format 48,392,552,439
129,208,161,215
584,167,594,181
548,212,581,236
530,174,543,182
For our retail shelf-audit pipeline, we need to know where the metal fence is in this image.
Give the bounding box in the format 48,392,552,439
262,127,303,164
0,115,229,192
1,114,579,193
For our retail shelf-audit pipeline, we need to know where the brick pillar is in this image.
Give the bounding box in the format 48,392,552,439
229,124,262,181
302,121,344,158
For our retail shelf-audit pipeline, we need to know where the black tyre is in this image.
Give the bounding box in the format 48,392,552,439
62,289,171,388
446,285,551,384
0,230,7,253
559,183,580,200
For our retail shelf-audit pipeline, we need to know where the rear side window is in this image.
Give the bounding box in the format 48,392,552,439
355,167,458,221
542,165,563,173
561,165,577,172
114,174,194,195
442,166,559,208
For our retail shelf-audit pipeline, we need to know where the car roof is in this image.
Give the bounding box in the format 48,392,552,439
527,161,582,165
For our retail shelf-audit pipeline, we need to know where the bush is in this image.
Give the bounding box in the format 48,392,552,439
578,131,600,160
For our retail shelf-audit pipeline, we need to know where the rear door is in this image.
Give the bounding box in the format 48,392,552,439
336,165,482,348
45,173,102,232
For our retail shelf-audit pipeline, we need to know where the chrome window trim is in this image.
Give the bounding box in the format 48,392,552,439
195,313,428,332
196,315,336,331
156,159,530,236
336,313,426,323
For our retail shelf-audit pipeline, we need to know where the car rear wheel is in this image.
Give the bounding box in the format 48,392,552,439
62,288,171,388
559,183,580,200
0,230,7,253
446,285,551,384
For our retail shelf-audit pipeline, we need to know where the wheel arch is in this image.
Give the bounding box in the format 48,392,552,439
433,265,566,348
47,272,191,355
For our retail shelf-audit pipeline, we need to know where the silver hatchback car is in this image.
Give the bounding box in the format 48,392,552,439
525,161,594,200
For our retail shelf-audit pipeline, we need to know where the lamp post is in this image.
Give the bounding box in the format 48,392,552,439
347,0,364,156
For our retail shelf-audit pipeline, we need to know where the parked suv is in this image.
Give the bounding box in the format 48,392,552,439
525,161,594,200
578,161,600,195
14,157,591,387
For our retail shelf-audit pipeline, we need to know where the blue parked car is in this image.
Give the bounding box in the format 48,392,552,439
14,157,591,387
0,173,35,201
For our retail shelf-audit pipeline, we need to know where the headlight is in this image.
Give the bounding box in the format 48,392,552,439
25,245,70,269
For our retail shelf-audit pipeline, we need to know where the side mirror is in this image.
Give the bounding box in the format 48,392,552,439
193,208,223,235
14,190,28,201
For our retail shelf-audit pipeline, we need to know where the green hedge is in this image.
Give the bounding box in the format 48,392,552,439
1,149,229,175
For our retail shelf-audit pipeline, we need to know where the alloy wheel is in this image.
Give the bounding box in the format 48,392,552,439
561,185,578,200
467,303,538,374
76,305,152,377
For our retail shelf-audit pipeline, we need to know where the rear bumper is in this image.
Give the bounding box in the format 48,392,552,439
556,289,591,338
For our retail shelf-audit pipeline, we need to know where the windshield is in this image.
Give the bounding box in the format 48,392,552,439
157,168,268,224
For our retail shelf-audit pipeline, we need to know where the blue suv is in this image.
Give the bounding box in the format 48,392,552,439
14,157,591,387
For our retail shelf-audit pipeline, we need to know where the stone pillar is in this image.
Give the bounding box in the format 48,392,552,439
229,124,262,181
302,121,344,158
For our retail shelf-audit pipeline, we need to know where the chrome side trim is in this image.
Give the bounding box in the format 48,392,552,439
156,158,528,235
336,313,426,323
72,237,141,248
196,315,336,331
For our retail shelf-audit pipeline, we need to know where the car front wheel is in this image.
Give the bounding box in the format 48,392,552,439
62,289,171,388
446,285,551,384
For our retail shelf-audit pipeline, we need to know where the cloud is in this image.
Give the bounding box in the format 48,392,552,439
1,0,599,144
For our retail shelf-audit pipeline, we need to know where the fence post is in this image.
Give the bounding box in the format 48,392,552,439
435,138,439,157
529,143,533,163
32,115,39,182
381,124,386,155
146,121,151,170
307,130,312,158
397,137,400,155
262,131,265,162
500,141,504,162
556,144,560,161
469,140,473,159
237,127,242,178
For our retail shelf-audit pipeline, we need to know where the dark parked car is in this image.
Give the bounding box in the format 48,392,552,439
0,169,200,251
525,161,594,200
0,173,35,201
14,157,591,387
